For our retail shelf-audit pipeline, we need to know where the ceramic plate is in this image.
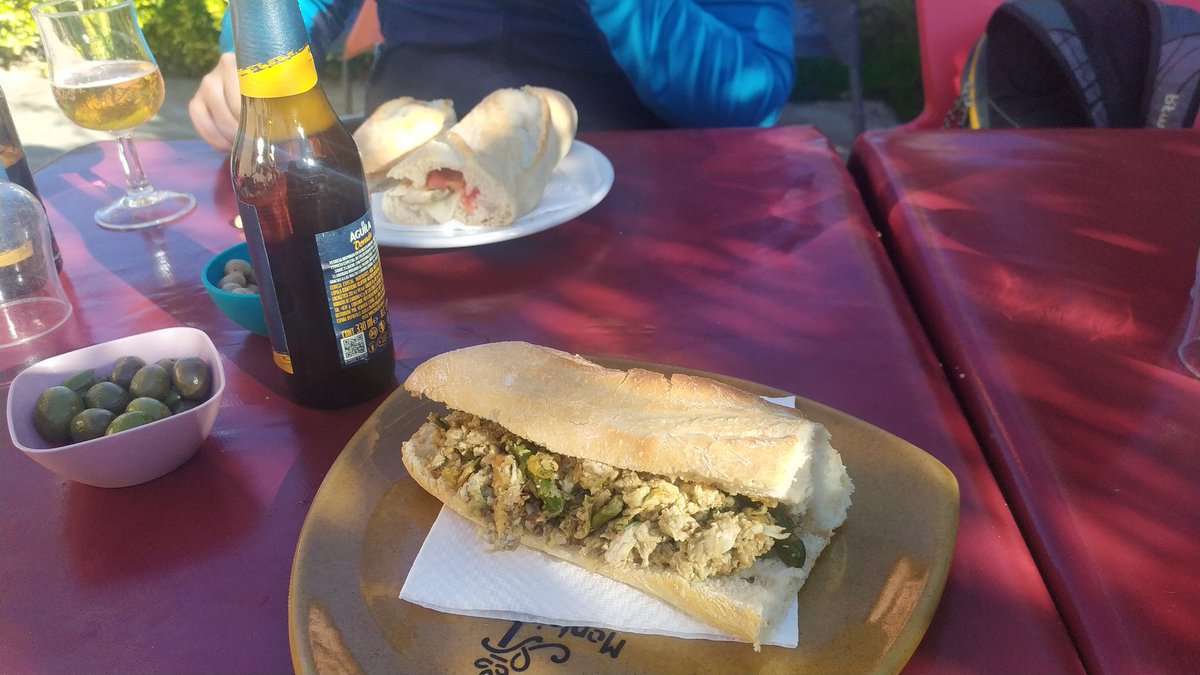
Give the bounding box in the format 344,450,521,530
289,359,959,674
371,141,614,249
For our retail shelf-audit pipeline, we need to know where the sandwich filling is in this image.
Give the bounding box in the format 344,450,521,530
392,172,470,223
419,410,809,583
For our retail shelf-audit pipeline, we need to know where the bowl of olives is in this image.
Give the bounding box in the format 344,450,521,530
203,241,268,336
4,326,225,488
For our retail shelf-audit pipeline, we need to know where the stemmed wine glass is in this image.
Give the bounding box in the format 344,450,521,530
32,0,194,230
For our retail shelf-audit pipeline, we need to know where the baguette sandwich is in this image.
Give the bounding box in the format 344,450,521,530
380,86,577,228
400,342,854,647
352,97,457,191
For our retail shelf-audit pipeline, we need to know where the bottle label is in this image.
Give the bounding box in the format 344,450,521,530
1,143,18,173
315,214,390,367
237,45,318,99
234,202,293,374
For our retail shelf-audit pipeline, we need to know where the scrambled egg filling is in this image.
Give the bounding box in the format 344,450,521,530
425,411,797,582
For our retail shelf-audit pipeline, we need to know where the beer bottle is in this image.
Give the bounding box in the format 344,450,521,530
0,85,62,273
228,0,395,409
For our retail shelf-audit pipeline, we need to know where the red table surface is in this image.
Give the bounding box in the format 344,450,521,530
852,128,1200,675
1,127,1081,674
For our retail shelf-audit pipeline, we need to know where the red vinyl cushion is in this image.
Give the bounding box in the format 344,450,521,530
852,127,1200,675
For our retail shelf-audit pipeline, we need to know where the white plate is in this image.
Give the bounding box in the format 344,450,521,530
371,141,614,249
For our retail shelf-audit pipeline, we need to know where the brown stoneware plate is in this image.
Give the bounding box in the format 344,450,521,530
289,358,960,674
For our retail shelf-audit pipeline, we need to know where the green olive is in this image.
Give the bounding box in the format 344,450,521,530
110,355,146,390
33,386,85,443
172,398,203,414
61,369,100,396
162,387,182,410
769,506,807,568
172,357,212,401
69,408,116,443
129,364,171,401
85,381,131,415
105,410,154,436
126,397,171,422
155,358,177,372
589,495,625,533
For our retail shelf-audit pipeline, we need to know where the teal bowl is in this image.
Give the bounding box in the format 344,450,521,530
203,242,268,337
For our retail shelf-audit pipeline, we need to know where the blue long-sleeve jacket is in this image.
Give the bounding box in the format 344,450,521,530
221,0,796,128
586,0,795,127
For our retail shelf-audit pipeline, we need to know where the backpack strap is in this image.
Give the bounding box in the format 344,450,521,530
1061,0,1153,128
1139,0,1200,128
985,0,1108,127
944,33,990,129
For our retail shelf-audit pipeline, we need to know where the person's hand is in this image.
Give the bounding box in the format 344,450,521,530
188,52,241,152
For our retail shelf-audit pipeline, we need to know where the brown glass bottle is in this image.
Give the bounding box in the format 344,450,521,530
229,0,394,409
1,85,63,274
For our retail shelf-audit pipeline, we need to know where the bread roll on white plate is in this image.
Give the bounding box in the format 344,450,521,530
381,86,578,229
352,97,457,191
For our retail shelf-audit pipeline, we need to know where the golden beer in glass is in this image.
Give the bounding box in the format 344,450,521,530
32,0,194,230
51,60,164,132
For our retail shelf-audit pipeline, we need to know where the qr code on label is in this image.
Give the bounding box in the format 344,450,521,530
341,331,368,363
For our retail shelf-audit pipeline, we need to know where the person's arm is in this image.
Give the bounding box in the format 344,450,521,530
586,0,796,128
192,0,363,151
189,52,241,151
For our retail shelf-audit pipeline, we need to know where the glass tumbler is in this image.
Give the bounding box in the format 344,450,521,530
1180,248,1200,378
0,182,72,347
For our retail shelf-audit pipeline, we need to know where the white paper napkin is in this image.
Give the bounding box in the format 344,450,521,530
399,396,800,648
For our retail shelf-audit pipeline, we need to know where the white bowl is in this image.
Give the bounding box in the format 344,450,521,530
5,326,225,488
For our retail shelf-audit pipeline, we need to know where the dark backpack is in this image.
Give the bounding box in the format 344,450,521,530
947,0,1200,128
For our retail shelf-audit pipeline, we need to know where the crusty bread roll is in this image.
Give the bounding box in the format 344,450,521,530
352,97,456,190
406,342,845,510
523,86,577,163
400,341,854,646
380,87,578,228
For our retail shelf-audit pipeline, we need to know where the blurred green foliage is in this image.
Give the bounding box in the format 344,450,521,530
792,58,850,103
137,0,226,77
791,0,923,123
0,0,225,76
0,1,41,66
860,0,922,121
